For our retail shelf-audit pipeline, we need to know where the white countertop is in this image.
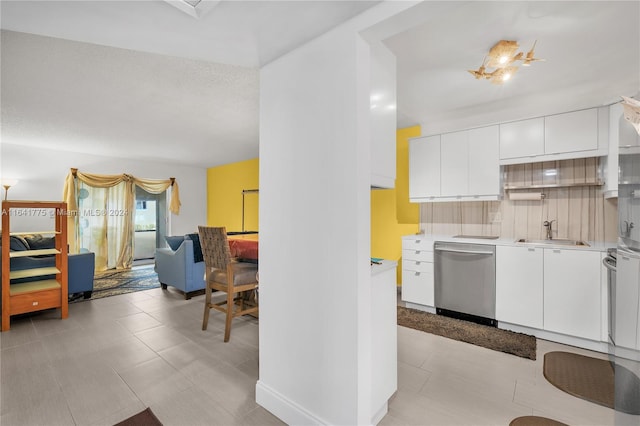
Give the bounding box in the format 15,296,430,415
371,259,397,276
402,233,613,252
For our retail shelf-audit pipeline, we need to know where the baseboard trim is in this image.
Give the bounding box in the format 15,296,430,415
256,380,330,425
498,322,609,353
404,302,436,314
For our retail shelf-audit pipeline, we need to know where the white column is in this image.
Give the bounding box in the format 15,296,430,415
257,3,415,424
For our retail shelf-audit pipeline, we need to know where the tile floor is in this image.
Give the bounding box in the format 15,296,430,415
0,286,636,426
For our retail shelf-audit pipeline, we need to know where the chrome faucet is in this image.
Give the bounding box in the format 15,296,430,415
622,220,635,238
543,220,555,240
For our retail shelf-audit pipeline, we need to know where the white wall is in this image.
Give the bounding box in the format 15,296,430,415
256,2,414,425
0,143,206,235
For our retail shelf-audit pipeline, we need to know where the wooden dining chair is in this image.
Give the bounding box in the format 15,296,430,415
198,226,259,342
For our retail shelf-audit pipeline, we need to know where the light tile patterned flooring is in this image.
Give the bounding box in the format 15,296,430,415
0,287,636,425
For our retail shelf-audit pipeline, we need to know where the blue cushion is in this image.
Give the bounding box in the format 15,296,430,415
165,235,185,251
9,236,29,251
25,235,56,250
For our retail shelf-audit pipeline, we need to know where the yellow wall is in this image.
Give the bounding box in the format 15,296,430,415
371,126,421,283
207,158,259,231
208,126,420,284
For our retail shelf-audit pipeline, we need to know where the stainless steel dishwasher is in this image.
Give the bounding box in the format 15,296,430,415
434,241,496,326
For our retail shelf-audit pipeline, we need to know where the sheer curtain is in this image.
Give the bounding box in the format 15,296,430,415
63,169,180,271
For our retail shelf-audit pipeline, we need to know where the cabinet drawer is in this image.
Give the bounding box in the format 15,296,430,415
10,288,61,315
402,259,433,273
402,266,434,306
402,249,432,262
402,238,434,252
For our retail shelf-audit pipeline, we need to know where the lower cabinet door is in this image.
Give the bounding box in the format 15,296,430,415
496,246,543,329
544,249,601,340
401,264,434,307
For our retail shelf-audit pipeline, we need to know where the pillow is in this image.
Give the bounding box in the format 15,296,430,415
165,235,185,251
25,235,56,250
9,235,30,251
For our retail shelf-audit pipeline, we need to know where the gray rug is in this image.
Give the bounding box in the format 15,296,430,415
397,306,537,360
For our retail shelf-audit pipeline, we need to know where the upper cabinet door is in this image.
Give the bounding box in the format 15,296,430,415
409,135,440,199
370,42,396,188
440,131,469,197
544,108,598,155
468,125,500,196
499,117,544,160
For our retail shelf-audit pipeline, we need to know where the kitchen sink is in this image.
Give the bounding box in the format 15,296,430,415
515,238,590,247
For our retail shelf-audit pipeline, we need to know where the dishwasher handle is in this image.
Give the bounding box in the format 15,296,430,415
435,247,494,256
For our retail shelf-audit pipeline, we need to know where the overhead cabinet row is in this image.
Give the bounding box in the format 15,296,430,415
409,107,609,202
409,125,500,202
499,107,608,164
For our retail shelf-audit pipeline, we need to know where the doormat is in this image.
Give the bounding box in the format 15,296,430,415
509,416,568,426
397,306,537,360
114,407,163,426
75,265,161,302
543,351,640,415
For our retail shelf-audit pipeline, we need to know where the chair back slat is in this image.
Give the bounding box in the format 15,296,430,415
198,226,231,270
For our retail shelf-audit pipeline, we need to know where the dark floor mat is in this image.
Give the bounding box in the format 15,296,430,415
543,351,640,415
397,306,536,360
509,415,568,426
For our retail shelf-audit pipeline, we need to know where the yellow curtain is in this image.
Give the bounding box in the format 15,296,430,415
62,169,181,269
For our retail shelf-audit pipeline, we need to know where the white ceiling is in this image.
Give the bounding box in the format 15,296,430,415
381,1,640,134
1,1,639,167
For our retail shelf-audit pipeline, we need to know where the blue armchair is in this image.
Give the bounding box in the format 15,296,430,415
155,239,205,299
69,251,95,299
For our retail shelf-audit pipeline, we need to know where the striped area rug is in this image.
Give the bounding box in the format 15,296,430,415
79,264,160,301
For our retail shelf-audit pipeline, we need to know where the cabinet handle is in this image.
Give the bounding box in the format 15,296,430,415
414,272,421,276
415,240,421,244
528,248,535,252
415,261,421,265
414,251,421,255
553,249,561,253
32,301,38,306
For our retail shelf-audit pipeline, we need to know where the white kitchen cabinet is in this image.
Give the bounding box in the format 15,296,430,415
468,125,500,196
401,238,434,307
618,103,640,150
370,42,396,189
410,125,500,202
615,250,640,350
499,117,544,160
545,108,598,155
499,107,608,165
543,248,602,341
603,103,620,198
370,260,397,422
440,131,468,197
409,135,440,200
496,246,543,329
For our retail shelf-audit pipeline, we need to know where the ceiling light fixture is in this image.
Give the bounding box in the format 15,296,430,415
163,0,220,19
468,40,544,84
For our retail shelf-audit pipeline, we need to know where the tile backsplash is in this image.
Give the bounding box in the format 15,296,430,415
419,158,618,242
